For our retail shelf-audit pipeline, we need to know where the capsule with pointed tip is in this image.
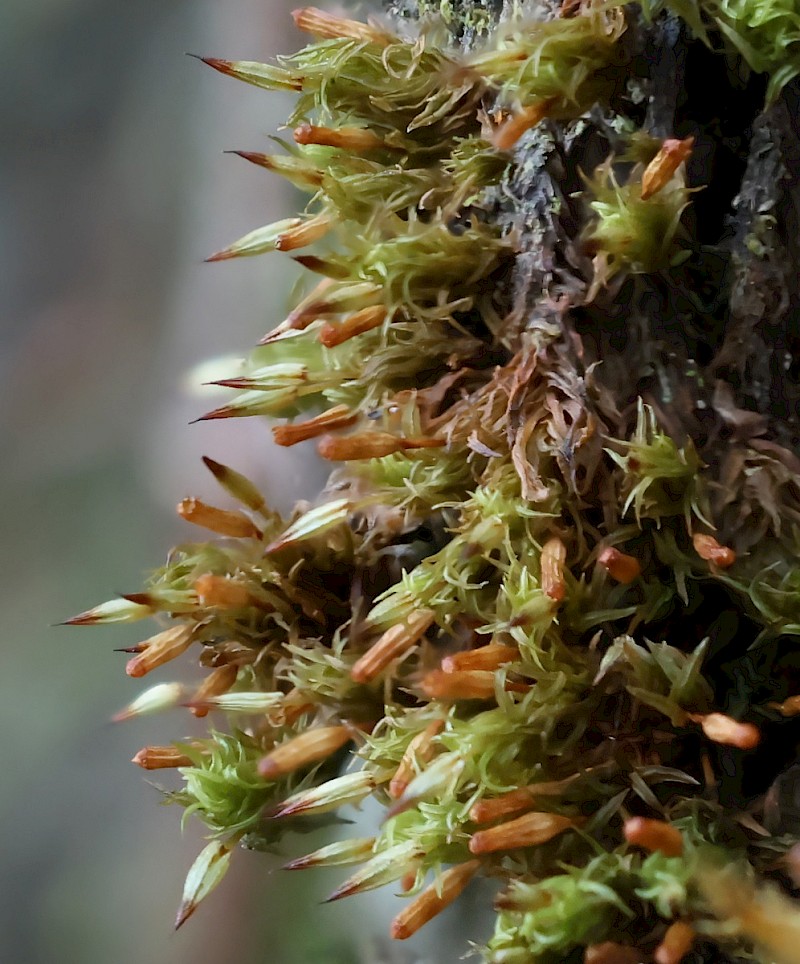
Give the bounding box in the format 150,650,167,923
228,150,323,191
186,691,283,714
113,682,185,722
264,498,350,553
62,597,154,626
324,840,424,903
201,456,267,513
272,771,383,818
283,836,376,871
175,839,235,930
193,55,302,92
206,214,332,262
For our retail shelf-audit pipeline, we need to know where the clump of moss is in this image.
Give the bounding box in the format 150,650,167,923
72,3,800,961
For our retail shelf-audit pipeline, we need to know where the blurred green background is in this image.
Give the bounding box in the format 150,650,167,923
0,2,491,961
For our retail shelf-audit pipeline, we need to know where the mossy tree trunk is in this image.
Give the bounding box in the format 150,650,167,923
387,0,800,812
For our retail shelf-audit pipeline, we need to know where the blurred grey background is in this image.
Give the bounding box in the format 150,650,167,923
0,2,491,961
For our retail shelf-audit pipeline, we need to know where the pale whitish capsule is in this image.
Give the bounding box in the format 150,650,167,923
282,280,383,331
175,839,234,929
227,150,323,191
205,217,306,262
122,588,200,613
194,56,302,92
197,387,304,422
389,719,445,799
258,725,352,779
388,752,465,818
113,682,185,722
201,456,267,513
190,664,239,719
272,771,385,818
264,498,350,553
186,692,283,714
391,860,481,940
63,597,154,626
468,811,580,855
324,840,424,902
283,837,376,871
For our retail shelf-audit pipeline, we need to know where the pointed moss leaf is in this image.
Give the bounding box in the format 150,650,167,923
176,839,234,928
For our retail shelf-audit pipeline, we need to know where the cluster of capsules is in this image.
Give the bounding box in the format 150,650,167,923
71,4,800,962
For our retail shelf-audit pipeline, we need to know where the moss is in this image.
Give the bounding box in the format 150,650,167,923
79,3,800,960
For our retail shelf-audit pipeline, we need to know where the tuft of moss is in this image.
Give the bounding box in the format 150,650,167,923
75,3,800,961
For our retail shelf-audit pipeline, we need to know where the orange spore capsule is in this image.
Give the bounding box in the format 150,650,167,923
623,817,683,857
